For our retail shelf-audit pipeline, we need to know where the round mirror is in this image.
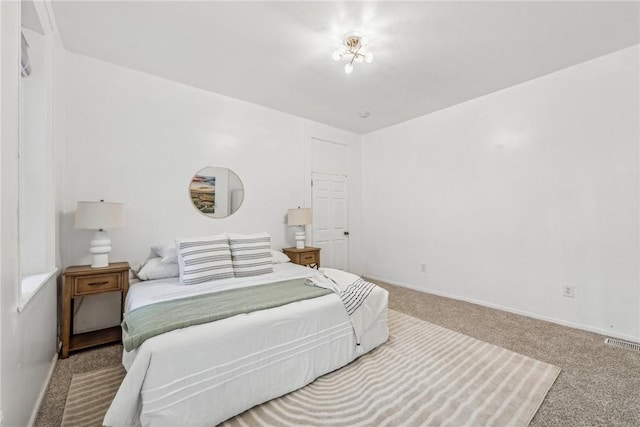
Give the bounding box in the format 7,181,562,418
189,166,244,218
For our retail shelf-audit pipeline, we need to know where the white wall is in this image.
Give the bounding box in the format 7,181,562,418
362,46,640,341
1,2,60,426
61,52,361,332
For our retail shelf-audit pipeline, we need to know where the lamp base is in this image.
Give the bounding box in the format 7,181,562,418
89,230,111,268
90,254,109,268
294,230,306,249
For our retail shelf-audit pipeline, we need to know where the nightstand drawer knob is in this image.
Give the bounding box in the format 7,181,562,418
88,281,110,286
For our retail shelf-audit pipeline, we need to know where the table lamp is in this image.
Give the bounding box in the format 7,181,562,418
74,200,125,268
287,207,311,249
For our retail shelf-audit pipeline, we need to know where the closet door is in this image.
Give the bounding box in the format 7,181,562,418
312,172,348,270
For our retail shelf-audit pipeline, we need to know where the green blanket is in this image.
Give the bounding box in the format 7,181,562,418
122,278,332,351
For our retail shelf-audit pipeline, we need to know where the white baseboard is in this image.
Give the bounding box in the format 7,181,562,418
27,351,58,427
365,274,640,344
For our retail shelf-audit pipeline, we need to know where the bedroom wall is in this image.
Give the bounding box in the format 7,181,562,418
61,52,361,332
1,2,62,426
361,45,640,341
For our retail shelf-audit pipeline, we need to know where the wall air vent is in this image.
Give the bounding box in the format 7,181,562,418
604,337,640,352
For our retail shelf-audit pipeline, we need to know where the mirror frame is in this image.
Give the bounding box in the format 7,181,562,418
189,166,244,218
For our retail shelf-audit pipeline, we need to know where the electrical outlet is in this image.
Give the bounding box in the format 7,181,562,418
562,285,575,298
420,264,427,273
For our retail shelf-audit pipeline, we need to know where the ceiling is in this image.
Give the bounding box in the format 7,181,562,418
51,1,639,134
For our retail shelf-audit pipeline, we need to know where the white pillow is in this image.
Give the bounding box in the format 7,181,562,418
151,243,178,264
228,232,274,277
176,234,234,285
270,249,290,264
137,257,180,281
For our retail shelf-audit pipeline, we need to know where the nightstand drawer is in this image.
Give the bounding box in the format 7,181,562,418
300,252,318,264
75,273,121,295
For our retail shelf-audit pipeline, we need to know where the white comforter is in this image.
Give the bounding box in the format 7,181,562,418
104,263,388,427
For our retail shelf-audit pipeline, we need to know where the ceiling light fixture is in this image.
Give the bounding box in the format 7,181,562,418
332,32,373,74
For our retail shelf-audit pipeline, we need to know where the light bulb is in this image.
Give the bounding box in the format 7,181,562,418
332,50,342,61
344,63,353,74
365,52,373,63
355,55,364,63
338,45,347,54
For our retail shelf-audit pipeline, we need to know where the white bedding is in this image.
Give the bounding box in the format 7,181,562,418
104,263,389,427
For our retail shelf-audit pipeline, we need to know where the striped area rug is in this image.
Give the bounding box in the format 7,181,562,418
224,310,561,426
62,310,560,427
61,366,126,427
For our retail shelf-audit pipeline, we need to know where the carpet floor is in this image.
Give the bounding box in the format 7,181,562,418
35,280,640,426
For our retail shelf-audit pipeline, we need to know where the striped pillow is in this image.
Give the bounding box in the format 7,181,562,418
176,234,234,285
228,232,273,277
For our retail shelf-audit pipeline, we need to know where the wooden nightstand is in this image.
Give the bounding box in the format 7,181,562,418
283,247,321,269
61,262,130,358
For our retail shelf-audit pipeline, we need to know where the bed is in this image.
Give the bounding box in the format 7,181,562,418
103,262,389,427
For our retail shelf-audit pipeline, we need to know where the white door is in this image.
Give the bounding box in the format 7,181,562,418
312,173,349,270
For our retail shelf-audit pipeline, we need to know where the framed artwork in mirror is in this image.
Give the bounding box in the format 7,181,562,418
189,166,244,218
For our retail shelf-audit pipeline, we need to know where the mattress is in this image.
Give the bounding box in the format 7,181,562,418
104,263,389,427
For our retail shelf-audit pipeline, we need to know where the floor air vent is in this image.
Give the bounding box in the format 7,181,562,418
604,337,640,352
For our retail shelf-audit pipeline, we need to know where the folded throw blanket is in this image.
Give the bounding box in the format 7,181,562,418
306,269,388,352
122,278,331,351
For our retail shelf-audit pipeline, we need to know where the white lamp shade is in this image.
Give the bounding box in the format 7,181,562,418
74,201,125,230
287,208,311,226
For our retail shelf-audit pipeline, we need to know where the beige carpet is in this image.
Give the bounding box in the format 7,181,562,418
61,310,559,427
